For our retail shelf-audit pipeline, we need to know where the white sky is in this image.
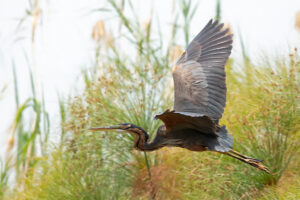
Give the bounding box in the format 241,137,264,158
0,0,299,159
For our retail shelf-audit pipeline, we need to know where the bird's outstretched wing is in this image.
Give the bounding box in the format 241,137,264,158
173,19,233,120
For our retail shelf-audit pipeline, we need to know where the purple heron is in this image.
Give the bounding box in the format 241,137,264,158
89,19,269,173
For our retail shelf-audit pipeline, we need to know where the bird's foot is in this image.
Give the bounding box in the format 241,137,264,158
226,150,269,173
244,159,270,174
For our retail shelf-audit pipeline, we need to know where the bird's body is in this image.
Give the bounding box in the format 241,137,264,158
154,110,232,153
151,124,230,153
89,19,270,173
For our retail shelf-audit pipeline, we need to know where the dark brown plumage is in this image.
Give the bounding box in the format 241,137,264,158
89,19,269,173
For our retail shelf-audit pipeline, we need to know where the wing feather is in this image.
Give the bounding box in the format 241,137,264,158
173,19,233,120
202,40,233,51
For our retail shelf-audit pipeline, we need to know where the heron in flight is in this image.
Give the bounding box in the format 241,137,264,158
89,19,269,173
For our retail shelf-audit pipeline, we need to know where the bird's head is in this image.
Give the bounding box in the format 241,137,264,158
88,123,170,151
88,123,149,141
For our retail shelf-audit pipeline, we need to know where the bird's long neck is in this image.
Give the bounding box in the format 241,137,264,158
129,126,160,151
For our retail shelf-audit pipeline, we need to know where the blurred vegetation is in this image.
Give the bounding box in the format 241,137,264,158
1,0,300,199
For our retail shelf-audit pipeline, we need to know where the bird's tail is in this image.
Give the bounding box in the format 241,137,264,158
223,150,270,173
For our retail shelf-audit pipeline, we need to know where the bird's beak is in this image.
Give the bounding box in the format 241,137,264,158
88,124,127,132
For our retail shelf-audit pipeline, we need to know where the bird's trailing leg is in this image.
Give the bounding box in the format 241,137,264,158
230,150,263,162
222,151,270,173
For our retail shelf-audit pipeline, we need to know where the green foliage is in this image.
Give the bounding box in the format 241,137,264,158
0,159,10,198
58,94,67,148
12,137,136,200
225,50,300,182
179,0,198,48
215,0,221,21
1,0,49,194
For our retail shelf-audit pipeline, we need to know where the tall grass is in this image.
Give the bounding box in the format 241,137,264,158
10,62,51,182
229,50,300,185
0,0,53,197
0,159,10,198
8,0,50,185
